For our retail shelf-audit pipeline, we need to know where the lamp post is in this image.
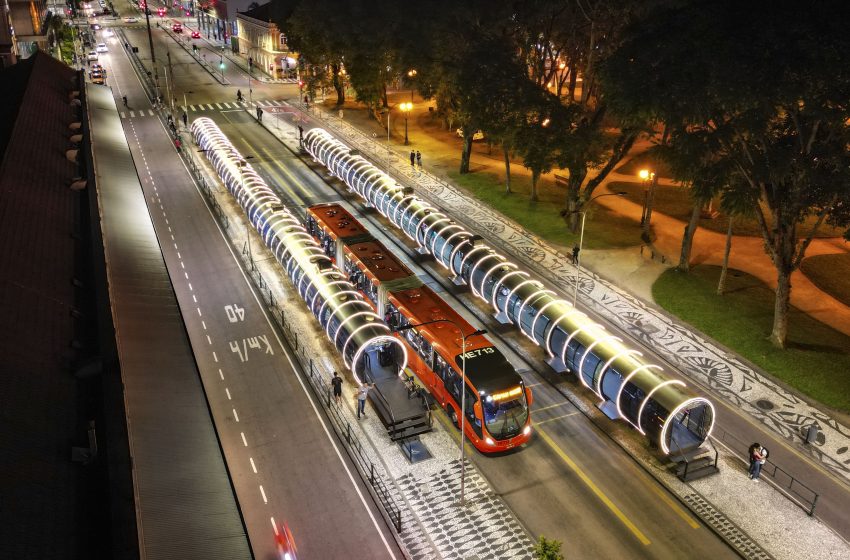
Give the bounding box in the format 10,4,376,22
400,102,413,145
219,52,224,82
406,69,417,102
638,168,654,226
565,192,627,307
393,320,486,506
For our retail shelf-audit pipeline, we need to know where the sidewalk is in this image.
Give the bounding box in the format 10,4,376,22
275,100,850,552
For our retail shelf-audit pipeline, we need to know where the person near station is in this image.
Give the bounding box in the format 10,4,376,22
416,150,422,168
182,112,188,128
749,443,764,480
409,150,415,167
297,124,304,143
174,137,182,152
256,106,263,122
331,371,343,404
356,382,371,419
572,245,580,265
237,89,243,102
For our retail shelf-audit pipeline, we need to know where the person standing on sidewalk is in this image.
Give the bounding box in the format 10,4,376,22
572,245,580,265
409,150,415,167
749,444,764,480
256,106,263,122
356,382,371,418
416,150,422,168
182,112,188,128
331,371,343,404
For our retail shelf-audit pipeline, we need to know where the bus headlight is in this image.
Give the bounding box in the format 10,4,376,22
523,425,531,435
485,437,494,445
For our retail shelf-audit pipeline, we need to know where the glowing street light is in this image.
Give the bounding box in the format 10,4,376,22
639,169,655,226
400,101,413,145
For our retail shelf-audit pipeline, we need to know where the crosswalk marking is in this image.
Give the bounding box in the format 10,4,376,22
148,109,155,116
215,103,224,109
222,102,233,108
129,110,136,117
120,111,126,118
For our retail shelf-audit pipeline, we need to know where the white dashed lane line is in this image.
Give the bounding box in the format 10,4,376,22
125,111,278,516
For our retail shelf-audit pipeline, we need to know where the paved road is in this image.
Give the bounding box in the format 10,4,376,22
214,114,737,559
98,15,403,560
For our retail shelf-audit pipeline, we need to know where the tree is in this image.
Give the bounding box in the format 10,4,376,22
533,535,565,560
601,0,850,348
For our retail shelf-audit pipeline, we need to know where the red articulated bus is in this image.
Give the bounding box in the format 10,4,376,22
306,203,533,453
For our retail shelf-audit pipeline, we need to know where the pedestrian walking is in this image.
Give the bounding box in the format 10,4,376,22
356,382,371,418
416,150,422,168
297,124,304,143
182,112,188,128
409,150,415,167
256,106,263,122
572,245,580,265
331,371,343,404
174,137,182,152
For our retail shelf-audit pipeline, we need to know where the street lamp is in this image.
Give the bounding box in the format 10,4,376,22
564,192,627,307
400,102,413,145
638,169,655,226
407,69,417,102
393,320,486,506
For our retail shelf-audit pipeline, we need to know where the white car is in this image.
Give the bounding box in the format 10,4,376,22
104,28,114,37
87,51,99,61
123,16,138,23
96,43,108,53
456,128,485,141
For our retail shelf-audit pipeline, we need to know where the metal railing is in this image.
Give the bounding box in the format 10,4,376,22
185,146,405,533
159,26,230,85
116,28,157,101
712,425,819,515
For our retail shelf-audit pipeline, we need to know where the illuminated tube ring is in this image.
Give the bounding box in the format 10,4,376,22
615,364,662,429
544,309,585,356
595,348,643,400
517,289,554,340
576,335,621,392
503,279,541,323
636,380,686,435
660,398,716,454
561,323,604,367
491,270,529,318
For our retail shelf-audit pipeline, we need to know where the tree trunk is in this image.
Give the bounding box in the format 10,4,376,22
530,169,540,202
677,202,701,271
567,63,578,101
580,22,595,106
503,145,512,194
717,219,734,295
332,65,345,106
381,84,388,108
459,134,473,174
770,267,792,349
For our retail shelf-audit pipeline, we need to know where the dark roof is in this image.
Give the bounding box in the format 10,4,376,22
0,51,92,558
241,2,271,21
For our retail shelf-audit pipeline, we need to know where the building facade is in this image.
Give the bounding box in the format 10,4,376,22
235,2,296,79
2,0,48,65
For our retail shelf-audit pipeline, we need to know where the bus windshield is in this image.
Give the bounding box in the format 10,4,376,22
482,387,529,440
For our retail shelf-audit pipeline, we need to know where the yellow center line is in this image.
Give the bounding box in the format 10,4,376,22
536,426,652,546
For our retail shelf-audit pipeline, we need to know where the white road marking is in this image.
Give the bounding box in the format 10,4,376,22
202,320,207,329
271,517,279,535
250,457,257,473
233,408,239,422
174,243,178,250
188,283,193,291
176,251,180,258
129,110,135,117
241,432,247,446
225,388,231,400
219,368,224,380
193,294,197,303
185,272,189,279
213,351,218,362
196,307,202,316
259,485,268,504
215,103,224,109
180,261,185,269
206,334,212,345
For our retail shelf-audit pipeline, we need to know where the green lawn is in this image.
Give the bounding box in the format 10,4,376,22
653,265,850,412
802,253,850,307
449,170,643,250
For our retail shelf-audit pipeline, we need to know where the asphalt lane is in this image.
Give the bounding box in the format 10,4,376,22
213,114,738,559
101,22,402,560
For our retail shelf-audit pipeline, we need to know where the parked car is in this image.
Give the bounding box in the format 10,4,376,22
96,42,108,52
456,128,485,141
89,71,104,84
87,51,99,61
191,30,200,39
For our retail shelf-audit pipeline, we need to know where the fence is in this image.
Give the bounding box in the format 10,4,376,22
712,425,819,515
184,147,405,533
115,29,157,102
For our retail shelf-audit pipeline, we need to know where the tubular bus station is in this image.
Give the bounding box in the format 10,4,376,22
307,203,532,452
304,127,716,456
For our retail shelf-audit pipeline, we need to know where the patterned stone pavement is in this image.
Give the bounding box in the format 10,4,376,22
297,103,850,485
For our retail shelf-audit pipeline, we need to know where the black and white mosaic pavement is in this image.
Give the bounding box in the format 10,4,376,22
318,112,850,483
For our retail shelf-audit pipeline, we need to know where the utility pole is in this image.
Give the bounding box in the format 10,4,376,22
143,2,160,104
